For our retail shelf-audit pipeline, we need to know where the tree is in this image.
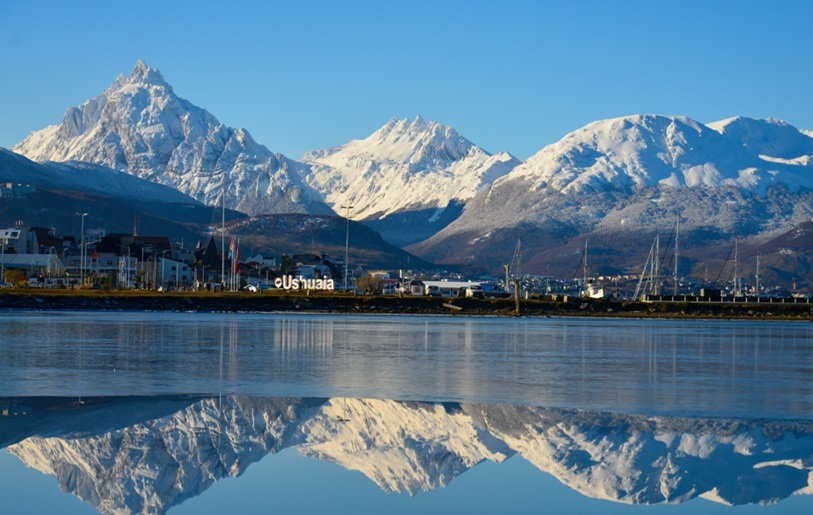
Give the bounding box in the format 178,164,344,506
357,273,383,294
5,269,27,287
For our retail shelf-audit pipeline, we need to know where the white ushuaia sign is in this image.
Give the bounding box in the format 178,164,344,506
274,275,335,291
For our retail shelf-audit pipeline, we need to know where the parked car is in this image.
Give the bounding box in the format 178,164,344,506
481,284,511,298
465,285,484,298
407,280,425,296
425,285,441,297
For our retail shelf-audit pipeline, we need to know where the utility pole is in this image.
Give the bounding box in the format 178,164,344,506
734,237,739,295
546,264,550,294
76,212,87,285
1,232,5,284
514,278,521,315
342,204,354,291
755,250,760,297
582,239,588,298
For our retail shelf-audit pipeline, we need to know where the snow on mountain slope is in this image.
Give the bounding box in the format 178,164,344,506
302,116,519,220
505,114,812,194
707,117,813,164
464,404,813,506
410,115,813,271
7,397,325,515
298,398,512,494
6,397,813,511
300,116,519,246
12,61,331,217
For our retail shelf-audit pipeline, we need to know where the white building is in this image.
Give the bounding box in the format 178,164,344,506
157,257,194,287
422,280,482,298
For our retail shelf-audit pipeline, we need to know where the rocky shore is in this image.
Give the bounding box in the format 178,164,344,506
1,290,811,320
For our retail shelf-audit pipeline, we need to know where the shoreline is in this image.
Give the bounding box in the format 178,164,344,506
1,290,811,320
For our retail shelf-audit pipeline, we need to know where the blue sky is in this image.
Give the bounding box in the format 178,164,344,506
1,0,812,160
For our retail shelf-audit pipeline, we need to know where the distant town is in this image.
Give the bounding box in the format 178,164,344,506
1,207,810,304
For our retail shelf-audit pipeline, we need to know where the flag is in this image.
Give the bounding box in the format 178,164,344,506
234,238,240,273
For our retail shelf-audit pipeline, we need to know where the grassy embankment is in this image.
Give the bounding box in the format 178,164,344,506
1,289,812,320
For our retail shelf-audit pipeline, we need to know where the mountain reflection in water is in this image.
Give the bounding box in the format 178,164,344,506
2,396,813,514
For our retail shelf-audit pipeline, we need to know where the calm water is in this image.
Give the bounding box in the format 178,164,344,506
1,311,812,514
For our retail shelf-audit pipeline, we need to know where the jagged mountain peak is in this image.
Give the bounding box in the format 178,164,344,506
379,115,430,134
410,113,813,273
11,62,331,217
114,59,171,90
300,116,520,246
354,115,473,165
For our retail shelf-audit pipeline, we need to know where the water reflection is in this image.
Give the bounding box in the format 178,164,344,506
2,395,812,513
2,313,812,419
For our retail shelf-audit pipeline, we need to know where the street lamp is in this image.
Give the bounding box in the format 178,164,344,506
117,244,132,289
47,246,56,278
155,249,171,291
341,204,354,291
76,212,87,285
139,244,152,289
0,232,5,284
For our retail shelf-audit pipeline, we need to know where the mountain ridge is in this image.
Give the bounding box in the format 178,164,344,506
6,396,813,512
9,61,813,279
409,114,813,275
300,115,520,246
12,61,332,217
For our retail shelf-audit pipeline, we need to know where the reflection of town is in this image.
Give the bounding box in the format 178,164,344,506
2,396,813,514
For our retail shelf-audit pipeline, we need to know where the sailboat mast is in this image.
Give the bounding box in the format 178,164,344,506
674,217,679,296
734,237,739,295
634,239,655,301
221,173,226,287
654,234,660,295
517,239,522,297
517,239,522,281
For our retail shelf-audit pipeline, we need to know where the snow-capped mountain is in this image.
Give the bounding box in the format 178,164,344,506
301,116,520,246
410,115,813,273
464,404,813,506
12,61,332,217
298,398,512,494
9,59,813,275
504,115,813,194
7,396,326,514
6,397,813,512
708,116,813,166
